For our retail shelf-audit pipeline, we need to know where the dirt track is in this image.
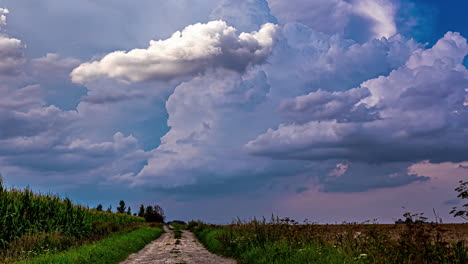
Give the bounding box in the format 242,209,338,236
120,226,237,264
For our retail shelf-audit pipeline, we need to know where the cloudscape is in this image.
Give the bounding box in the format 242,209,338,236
0,0,467,224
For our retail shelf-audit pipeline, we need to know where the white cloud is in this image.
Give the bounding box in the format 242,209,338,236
268,0,352,34
247,32,468,165
279,87,373,123
130,68,279,188
30,53,81,81
352,0,397,39
210,0,277,32
71,21,279,84
0,34,24,76
265,22,419,98
267,0,397,40
0,8,8,26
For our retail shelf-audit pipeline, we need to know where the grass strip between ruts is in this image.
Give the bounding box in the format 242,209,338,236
20,227,163,264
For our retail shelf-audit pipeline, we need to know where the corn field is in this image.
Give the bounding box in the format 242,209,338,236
0,178,144,250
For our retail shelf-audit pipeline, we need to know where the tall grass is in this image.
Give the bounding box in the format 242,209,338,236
0,178,144,262
190,217,468,264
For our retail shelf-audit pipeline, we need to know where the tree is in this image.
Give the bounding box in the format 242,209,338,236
96,204,103,211
138,204,145,217
106,205,112,213
154,204,166,222
450,180,468,220
145,205,154,221
127,206,132,215
117,200,126,214
143,204,165,223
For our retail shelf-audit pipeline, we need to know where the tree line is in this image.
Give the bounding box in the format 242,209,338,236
94,200,165,223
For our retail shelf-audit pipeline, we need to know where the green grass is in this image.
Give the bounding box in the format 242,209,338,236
190,219,468,264
174,230,182,239
21,227,163,264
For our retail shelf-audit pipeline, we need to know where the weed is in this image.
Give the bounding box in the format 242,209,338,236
189,216,468,264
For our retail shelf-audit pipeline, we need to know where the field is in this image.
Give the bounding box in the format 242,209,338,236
312,223,468,243
190,217,468,264
1,176,467,263
0,179,147,263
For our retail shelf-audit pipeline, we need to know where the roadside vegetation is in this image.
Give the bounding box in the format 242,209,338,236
189,180,468,264
20,226,163,264
190,217,467,264
167,220,187,240
0,178,165,263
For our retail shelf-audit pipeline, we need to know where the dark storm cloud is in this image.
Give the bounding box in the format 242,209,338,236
247,32,468,167
320,162,429,193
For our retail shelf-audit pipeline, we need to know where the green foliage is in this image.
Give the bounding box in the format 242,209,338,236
126,207,132,216
450,180,468,220
0,179,145,261
21,227,164,264
138,205,145,217
144,205,165,223
116,200,126,214
190,217,468,264
174,230,182,239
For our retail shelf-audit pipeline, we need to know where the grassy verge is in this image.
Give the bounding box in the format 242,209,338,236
21,226,163,264
189,220,468,264
192,225,350,264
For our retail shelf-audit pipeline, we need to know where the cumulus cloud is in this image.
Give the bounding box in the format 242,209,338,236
0,8,24,76
210,0,277,32
71,21,279,84
0,34,24,76
0,85,147,179
0,17,148,185
352,0,397,39
131,68,275,188
247,32,468,166
279,87,376,123
267,0,397,41
268,0,352,34
0,8,8,26
30,53,81,81
2,0,467,202
265,22,419,97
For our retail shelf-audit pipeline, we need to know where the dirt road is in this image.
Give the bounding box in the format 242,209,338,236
120,226,237,264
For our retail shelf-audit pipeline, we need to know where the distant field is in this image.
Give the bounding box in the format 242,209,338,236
313,223,468,243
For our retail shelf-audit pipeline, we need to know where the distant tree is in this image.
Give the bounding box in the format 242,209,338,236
106,205,112,213
144,204,165,223
117,200,126,214
127,206,132,215
96,204,103,211
154,204,166,222
133,213,137,216
450,180,468,220
138,204,145,217
145,205,154,220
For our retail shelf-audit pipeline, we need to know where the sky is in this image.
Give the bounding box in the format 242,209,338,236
0,0,467,224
